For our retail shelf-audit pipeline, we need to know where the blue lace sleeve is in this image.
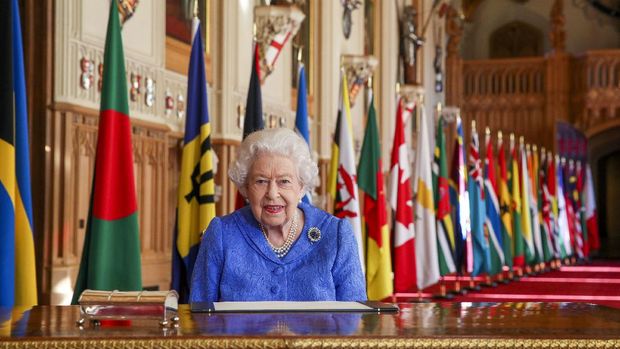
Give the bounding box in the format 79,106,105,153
332,218,367,301
189,217,223,303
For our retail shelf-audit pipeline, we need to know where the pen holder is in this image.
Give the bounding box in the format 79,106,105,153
76,289,179,328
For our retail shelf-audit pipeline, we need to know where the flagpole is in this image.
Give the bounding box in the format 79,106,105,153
484,126,498,288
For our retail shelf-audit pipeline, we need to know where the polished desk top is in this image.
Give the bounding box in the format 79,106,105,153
2,302,620,348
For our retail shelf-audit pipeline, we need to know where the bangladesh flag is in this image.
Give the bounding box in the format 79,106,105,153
71,1,141,304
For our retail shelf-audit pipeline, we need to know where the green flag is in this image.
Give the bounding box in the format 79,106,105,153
72,2,141,304
358,94,392,300
433,116,456,276
497,133,513,270
510,136,524,269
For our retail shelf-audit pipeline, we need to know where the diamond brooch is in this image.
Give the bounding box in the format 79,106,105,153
307,227,321,243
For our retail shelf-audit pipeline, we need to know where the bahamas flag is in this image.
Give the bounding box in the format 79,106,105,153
0,0,37,307
295,64,311,204
72,1,141,304
172,17,216,303
468,123,490,276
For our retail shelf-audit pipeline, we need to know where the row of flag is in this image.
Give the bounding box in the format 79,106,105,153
0,1,602,308
330,84,601,299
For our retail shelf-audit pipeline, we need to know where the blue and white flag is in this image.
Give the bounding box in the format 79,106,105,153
295,64,311,204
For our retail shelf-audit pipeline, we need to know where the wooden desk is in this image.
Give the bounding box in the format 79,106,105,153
2,302,620,348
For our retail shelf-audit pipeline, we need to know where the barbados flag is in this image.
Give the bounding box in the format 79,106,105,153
0,0,37,307
172,16,216,303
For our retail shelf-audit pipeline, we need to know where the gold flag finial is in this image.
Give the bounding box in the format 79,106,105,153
485,127,490,136
193,0,198,18
498,130,503,140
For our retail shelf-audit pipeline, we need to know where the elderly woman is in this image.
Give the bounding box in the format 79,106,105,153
190,128,366,303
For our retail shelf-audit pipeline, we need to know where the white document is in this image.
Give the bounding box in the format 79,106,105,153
213,301,372,312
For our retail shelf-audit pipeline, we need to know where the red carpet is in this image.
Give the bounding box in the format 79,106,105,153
394,260,620,309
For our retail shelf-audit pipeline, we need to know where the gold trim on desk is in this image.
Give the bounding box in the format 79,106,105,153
2,338,620,349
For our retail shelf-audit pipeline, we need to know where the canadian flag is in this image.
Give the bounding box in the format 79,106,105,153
388,98,417,292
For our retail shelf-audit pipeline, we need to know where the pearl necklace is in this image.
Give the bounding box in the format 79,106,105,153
261,211,298,258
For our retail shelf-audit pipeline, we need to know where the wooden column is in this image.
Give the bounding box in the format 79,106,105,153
545,0,569,152
21,0,54,305
445,5,463,108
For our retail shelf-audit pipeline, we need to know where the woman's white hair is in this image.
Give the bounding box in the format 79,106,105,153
228,127,319,196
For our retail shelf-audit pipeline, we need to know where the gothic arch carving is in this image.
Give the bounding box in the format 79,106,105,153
490,20,543,58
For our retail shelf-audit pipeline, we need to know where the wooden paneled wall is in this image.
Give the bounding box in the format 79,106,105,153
447,50,620,151
572,50,620,135
460,57,552,149
41,103,183,304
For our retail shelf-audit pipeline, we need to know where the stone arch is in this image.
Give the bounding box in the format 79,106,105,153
490,20,543,59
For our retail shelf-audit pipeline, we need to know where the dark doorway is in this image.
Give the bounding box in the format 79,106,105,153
598,151,620,259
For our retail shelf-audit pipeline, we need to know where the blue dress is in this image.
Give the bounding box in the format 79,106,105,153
189,202,367,303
